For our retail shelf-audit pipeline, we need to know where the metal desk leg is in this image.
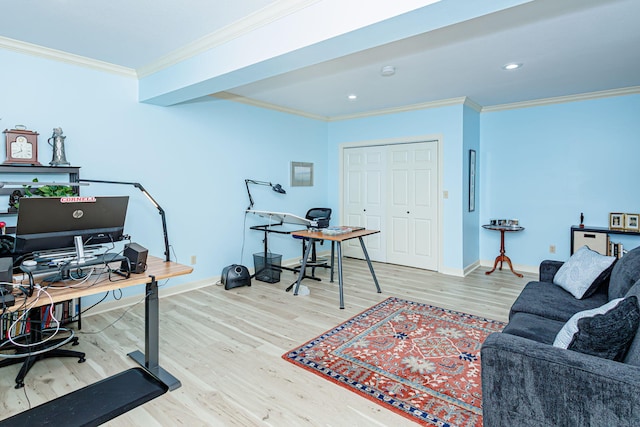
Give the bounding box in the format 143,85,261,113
337,242,344,309
128,274,182,391
330,241,335,283
359,237,381,293
294,239,314,295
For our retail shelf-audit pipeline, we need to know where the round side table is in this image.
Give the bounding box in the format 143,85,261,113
483,224,525,278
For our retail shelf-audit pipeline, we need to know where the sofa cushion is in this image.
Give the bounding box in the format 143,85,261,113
609,246,640,300
509,281,609,322
553,246,616,299
553,296,640,361
622,279,640,366
502,312,566,345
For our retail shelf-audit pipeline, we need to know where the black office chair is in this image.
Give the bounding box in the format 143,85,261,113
294,208,332,280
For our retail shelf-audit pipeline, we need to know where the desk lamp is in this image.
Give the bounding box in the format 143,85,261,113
245,179,286,210
78,179,170,263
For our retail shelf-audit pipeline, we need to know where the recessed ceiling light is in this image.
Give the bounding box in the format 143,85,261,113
347,94,357,101
502,63,523,70
380,65,396,77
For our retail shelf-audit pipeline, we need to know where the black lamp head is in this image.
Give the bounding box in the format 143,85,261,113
272,183,286,194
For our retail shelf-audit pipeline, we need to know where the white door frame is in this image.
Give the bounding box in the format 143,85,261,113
338,134,444,272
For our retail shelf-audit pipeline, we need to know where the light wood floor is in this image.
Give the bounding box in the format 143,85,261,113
0,259,534,426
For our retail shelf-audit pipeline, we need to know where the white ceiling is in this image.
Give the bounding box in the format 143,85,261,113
1,0,639,119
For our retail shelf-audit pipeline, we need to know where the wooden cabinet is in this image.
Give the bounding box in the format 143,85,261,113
571,225,640,257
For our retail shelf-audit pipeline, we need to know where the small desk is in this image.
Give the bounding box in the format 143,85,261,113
2,256,193,390
483,224,524,278
290,228,382,309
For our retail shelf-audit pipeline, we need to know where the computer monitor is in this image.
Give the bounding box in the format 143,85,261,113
14,196,129,255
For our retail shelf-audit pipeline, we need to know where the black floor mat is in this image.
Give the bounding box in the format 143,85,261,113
0,367,168,426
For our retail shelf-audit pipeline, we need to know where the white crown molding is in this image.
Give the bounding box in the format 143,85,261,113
481,86,640,113
0,36,137,78
137,0,321,78
329,97,471,122
213,92,477,122
211,92,328,121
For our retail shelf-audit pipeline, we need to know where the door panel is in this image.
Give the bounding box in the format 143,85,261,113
343,147,386,261
387,142,438,270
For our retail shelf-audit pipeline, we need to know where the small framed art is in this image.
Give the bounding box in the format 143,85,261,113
625,213,639,231
468,149,476,212
291,161,314,187
609,212,625,230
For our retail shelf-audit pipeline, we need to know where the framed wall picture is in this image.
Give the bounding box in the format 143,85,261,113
291,161,314,187
625,213,639,231
469,149,476,212
609,212,625,230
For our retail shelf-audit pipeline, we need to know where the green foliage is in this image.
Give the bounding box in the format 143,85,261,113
14,178,78,209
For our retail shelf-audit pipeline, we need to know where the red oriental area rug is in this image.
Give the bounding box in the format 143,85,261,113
282,297,505,426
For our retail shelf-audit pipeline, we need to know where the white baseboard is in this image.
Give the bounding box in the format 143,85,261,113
479,259,538,275
83,256,538,317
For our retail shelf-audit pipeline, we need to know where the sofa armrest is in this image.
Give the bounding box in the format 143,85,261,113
539,260,564,282
481,332,640,427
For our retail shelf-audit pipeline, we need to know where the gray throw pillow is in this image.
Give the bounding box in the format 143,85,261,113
553,245,616,299
553,296,640,361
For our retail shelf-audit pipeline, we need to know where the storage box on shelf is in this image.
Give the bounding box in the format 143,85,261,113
571,225,640,258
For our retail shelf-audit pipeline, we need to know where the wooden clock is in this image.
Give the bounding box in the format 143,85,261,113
3,128,42,165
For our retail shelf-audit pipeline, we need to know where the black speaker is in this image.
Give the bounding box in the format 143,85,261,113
0,256,12,292
122,243,148,274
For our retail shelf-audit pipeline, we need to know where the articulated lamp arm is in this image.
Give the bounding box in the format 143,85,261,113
245,179,286,211
79,179,170,262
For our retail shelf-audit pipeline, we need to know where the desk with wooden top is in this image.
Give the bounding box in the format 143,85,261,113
2,255,193,391
291,228,382,309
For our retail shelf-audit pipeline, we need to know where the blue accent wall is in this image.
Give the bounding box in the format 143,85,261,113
0,49,328,301
480,94,640,265
463,105,481,269
2,46,639,294
327,105,466,271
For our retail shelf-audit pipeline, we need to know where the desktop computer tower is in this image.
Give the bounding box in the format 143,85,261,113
122,243,148,274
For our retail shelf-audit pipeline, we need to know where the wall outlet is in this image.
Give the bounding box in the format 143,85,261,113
190,255,197,265
549,245,556,254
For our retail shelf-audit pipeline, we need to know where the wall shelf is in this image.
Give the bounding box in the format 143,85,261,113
0,165,80,233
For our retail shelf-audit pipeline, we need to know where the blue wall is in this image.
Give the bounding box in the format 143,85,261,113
0,49,328,301
3,46,638,295
463,105,481,269
480,94,640,265
327,104,467,272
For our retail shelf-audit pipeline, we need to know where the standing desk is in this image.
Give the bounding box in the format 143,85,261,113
290,228,382,309
2,256,193,390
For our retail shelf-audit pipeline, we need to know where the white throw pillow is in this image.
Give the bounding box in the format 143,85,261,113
553,245,616,299
553,298,624,348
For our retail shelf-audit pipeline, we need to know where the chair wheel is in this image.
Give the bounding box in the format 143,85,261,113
15,380,24,389
78,357,86,363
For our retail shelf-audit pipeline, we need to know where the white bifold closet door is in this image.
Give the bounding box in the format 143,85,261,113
342,141,438,270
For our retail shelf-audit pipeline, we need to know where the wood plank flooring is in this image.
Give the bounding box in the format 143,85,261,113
0,259,533,426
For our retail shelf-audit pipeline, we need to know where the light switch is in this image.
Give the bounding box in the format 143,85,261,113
443,190,449,199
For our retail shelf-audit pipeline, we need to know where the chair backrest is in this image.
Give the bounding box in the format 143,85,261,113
306,208,331,221
306,208,331,228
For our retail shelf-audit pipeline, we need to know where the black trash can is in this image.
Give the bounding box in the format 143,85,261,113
253,252,282,283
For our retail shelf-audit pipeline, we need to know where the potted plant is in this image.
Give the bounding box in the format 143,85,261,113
11,178,77,210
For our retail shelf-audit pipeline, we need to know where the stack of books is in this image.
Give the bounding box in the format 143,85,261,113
321,226,364,235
